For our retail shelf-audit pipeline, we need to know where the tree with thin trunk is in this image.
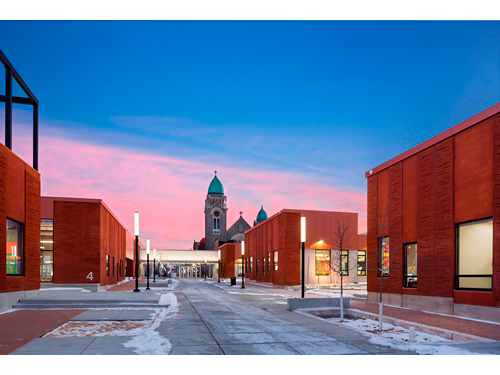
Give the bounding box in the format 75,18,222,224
375,201,391,331
324,207,356,320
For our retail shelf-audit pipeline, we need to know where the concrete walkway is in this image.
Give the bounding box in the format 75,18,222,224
229,279,500,342
159,279,412,355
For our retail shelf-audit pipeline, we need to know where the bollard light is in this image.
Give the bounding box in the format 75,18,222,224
133,211,140,292
241,241,245,289
300,216,306,298
146,238,150,290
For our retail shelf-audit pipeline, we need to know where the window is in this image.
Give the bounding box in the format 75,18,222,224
256,259,259,276
262,258,266,275
273,251,278,271
106,255,110,276
379,237,390,277
341,250,349,276
315,250,330,276
245,258,248,272
404,243,417,288
357,250,366,276
250,257,253,272
456,219,492,290
6,218,24,275
40,219,54,282
112,257,115,277
267,252,271,271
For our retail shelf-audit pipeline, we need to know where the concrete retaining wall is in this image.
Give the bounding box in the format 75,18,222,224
287,297,350,311
0,290,39,313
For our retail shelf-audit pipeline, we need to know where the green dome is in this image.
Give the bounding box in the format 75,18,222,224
208,174,224,194
256,205,268,222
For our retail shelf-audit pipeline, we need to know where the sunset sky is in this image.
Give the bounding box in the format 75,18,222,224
1,21,499,248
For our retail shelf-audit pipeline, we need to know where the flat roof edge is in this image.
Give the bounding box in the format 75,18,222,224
366,102,500,178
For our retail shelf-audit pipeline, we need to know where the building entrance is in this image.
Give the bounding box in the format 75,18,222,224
180,265,201,278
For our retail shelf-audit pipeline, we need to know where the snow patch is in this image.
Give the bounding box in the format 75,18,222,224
122,292,179,355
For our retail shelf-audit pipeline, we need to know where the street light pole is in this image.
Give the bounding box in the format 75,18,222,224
241,241,245,289
218,249,221,283
133,211,140,293
153,249,156,283
301,216,306,298
146,239,150,291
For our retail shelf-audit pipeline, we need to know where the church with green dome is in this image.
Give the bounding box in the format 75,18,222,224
196,171,252,250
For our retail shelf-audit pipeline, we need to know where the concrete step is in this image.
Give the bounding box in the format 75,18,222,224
13,303,162,309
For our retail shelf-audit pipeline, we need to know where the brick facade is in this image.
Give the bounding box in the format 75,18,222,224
41,197,127,287
0,143,40,295
366,104,500,309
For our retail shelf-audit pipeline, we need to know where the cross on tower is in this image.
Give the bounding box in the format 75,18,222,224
239,211,243,217
214,170,218,175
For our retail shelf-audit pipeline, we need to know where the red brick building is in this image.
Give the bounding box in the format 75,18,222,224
244,209,366,287
219,242,242,278
41,197,130,290
366,103,500,321
0,143,41,312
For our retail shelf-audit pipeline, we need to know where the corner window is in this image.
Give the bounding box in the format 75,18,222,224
404,243,417,288
357,250,366,276
6,218,24,275
315,250,330,276
341,250,349,276
273,251,278,271
379,237,390,277
456,219,492,290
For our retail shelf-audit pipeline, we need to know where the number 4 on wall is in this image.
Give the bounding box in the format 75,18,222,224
86,272,93,281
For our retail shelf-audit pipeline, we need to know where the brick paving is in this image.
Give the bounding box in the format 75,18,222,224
0,309,85,355
105,279,138,292
350,300,500,341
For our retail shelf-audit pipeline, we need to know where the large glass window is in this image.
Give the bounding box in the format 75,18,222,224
379,237,390,277
268,252,271,271
404,243,417,288
40,219,54,282
262,258,266,275
7,218,24,275
315,250,330,276
456,219,493,290
249,257,253,273
357,250,366,276
256,259,259,276
341,250,349,276
273,251,278,271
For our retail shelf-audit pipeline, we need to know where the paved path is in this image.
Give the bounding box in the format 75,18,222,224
159,279,412,355
231,279,500,342
0,310,84,355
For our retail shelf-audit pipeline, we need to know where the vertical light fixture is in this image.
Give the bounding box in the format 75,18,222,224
153,248,157,283
204,255,207,279
241,240,245,289
218,249,221,283
301,216,306,298
146,238,150,290
133,211,140,292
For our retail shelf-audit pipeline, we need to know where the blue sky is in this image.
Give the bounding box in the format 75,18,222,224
1,21,499,245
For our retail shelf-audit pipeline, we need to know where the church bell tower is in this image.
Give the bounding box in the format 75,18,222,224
204,171,228,250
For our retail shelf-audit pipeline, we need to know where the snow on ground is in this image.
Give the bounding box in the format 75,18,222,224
328,317,477,355
39,287,89,292
122,292,179,355
40,291,180,355
43,320,150,337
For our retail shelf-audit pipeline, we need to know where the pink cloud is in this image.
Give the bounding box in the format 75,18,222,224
10,123,367,248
